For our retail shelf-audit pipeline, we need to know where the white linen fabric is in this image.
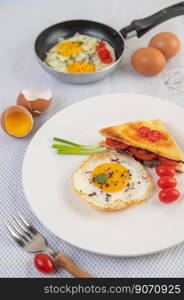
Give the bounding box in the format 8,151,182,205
1,0,184,277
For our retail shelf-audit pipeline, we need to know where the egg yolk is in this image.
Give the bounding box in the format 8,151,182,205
91,163,130,193
5,112,32,137
56,41,83,57
67,61,96,73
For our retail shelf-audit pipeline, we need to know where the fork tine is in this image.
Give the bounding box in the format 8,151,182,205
16,212,37,235
8,218,30,243
11,216,32,240
5,221,25,248
13,217,33,239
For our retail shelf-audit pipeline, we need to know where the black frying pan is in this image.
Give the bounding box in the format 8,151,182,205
35,1,184,83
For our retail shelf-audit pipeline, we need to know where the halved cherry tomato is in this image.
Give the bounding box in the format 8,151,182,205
137,126,151,138
155,165,176,177
159,156,179,167
128,146,158,161
148,130,162,142
97,49,113,64
157,176,177,189
96,41,113,64
159,188,180,203
34,253,55,274
106,138,128,149
96,41,106,50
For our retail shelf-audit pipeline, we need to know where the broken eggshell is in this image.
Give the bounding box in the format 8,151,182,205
1,105,33,137
16,88,52,115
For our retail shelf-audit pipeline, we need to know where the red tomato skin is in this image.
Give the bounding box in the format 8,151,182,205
34,254,55,274
137,126,151,138
96,41,113,64
159,156,179,167
97,49,113,64
148,130,162,142
159,188,180,203
157,176,177,189
155,165,176,177
103,56,113,64
96,41,106,50
106,138,128,149
128,146,158,161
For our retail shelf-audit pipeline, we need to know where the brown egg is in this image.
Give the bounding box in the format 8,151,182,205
1,105,33,137
131,47,166,76
149,32,180,60
16,89,52,115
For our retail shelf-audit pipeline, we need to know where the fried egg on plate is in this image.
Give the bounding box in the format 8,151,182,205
72,152,152,211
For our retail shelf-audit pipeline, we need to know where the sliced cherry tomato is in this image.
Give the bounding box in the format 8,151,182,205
128,146,158,161
102,56,113,64
34,254,55,274
96,41,106,50
159,188,180,203
148,130,162,142
97,49,113,64
157,176,177,189
155,165,176,177
137,126,151,138
159,156,179,167
106,138,128,149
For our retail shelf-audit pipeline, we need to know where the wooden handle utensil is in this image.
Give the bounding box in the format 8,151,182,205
55,253,93,278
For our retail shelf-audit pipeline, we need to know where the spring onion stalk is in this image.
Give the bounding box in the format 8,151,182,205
56,147,107,155
52,137,107,155
53,137,81,147
53,137,101,148
52,144,100,150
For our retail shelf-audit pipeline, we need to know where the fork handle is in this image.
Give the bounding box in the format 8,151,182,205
55,253,93,278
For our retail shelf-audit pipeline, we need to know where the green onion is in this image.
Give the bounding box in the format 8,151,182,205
53,137,101,149
52,137,107,155
56,147,106,155
53,137,81,147
52,144,100,150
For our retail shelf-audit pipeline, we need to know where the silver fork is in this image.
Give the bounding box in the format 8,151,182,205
5,212,92,278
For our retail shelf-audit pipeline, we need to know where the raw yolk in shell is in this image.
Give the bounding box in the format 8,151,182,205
91,163,130,193
5,112,32,137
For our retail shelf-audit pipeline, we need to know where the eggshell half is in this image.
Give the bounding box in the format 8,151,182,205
1,105,33,137
16,88,52,115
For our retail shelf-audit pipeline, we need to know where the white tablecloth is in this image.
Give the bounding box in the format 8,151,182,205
1,0,184,278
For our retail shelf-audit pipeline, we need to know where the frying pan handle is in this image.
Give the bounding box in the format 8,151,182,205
120,1,184,39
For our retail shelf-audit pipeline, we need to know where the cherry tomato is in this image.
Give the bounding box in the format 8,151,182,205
97,49,113,64
148,130,161,142
159,188,180,203
34,254,55,274
155,165,176,177
137,126,151,138
128,146,158,161
159,156,179,167
96,41,106,50
157,176,177,189
106,138,128,149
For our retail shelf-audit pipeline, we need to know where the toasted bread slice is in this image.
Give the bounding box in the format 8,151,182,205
99,119,184,163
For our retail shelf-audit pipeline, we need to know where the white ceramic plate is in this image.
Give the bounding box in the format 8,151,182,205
22,93,184,256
